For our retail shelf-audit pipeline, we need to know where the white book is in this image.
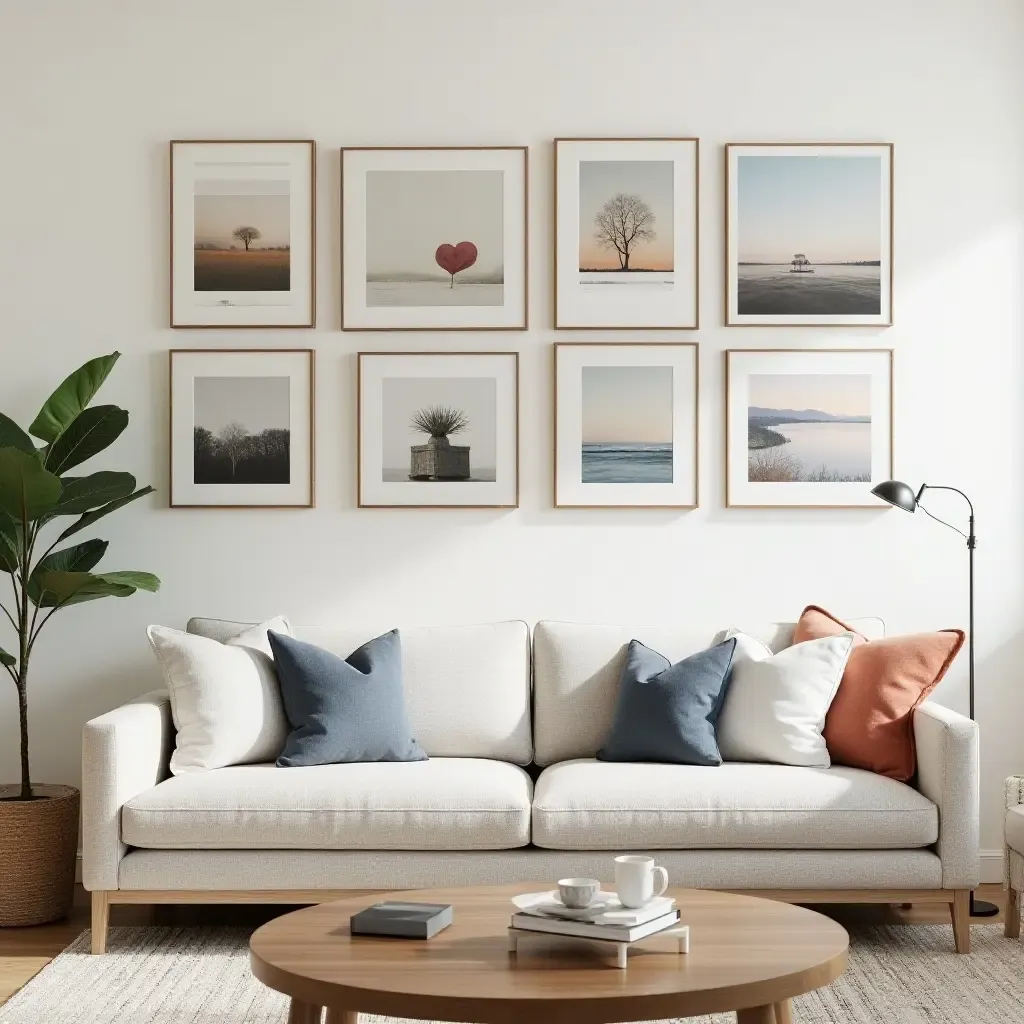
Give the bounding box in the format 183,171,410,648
510,909,680,943
511,890,676,927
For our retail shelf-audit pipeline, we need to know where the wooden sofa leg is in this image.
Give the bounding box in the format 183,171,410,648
1005,886,1021,939
91,890,110,954
950,890,970,953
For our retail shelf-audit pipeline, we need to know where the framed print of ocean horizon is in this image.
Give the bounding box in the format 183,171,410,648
555,343,698,508
358,352,519,508
555,138,698,329
725,349,893,508
342,147,528,330
170,141,315,328
725,144,893,326
169,349,314,508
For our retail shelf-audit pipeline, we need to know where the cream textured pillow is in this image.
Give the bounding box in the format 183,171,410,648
148,617,292,775
716,631,855,767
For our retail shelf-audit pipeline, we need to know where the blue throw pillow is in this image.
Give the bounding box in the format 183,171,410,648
597,637,737,766
268,629,427,767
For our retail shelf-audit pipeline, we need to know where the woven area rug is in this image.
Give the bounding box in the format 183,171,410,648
1,925,1021,1023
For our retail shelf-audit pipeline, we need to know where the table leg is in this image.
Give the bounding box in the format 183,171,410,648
736,1007,775,1024
773,1000,793,1024
286,1000,323,1024
324,1012,358,1024
615,943,628,969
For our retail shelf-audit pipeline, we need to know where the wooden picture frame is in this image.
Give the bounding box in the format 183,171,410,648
169,348,315,508
170,140,316,328
725,348,894,508
357,351,519,508
725,143,894,327
554,138,699,330
554,342,699,508
342,147,528,331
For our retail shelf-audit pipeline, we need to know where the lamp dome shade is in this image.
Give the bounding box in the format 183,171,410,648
871,480,918,512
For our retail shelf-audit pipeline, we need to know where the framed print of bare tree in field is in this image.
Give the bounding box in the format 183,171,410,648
725,143,893,326
169,349,314,508
555,138,699,329
170,141,315,328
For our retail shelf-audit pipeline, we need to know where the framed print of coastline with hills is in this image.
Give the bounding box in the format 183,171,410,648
725,143,893,327
725,348,893,508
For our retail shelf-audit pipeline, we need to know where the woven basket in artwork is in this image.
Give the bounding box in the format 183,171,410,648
0,783,80,926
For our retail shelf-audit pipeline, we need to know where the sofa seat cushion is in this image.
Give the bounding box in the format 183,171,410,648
532,760,937,851
1006,805,1024,854
122,758,532,851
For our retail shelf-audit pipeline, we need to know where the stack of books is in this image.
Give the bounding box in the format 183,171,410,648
509,890,680,943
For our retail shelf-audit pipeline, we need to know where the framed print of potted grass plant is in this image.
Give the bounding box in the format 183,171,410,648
725,348,893,508
554,138,699,329
170,141,316,328
358,351,519,508
169,349,315,508
341,147,528,330
725,143,893,326
554,342,698,508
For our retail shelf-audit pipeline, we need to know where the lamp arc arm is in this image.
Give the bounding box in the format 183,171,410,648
918,484,975,517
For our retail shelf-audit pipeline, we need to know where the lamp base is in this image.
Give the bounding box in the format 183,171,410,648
970,895,999,918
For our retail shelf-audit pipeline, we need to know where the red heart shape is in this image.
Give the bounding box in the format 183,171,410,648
435,241,478,276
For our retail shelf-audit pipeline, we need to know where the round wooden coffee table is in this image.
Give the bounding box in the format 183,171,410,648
250,884,848,1024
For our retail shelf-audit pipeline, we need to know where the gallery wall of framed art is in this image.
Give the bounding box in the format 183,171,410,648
169,141,316,329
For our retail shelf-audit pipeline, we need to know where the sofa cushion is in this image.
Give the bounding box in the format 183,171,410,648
532,759,936,850
1006,806,1024,854
532,618,885,766
188,618,532,764
122,758,532,851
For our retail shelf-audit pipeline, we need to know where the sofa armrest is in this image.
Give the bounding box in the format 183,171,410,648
82,690,173,891
913,701,979,889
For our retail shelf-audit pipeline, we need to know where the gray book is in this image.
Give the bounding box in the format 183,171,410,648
350,901,453,939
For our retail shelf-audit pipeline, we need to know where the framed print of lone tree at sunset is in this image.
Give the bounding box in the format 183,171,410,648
554,138,699,329
341,146,528,330
725,143,893,326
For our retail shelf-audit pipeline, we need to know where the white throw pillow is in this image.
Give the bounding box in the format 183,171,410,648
715,631,855,768
148,617,292,775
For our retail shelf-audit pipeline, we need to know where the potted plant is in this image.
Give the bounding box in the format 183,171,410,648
408,406,471,481
0,352,159,926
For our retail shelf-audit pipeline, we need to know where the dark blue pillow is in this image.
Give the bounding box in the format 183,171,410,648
597,638,737,766
268,629,427,767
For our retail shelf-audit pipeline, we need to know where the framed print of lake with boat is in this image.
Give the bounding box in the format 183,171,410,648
342,147,528,330
170,141,315,328
555,138,699,329
555,342,698,508
725,349,893,508
725,144,893,326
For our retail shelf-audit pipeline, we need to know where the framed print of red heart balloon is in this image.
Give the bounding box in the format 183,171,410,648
342,146,528,330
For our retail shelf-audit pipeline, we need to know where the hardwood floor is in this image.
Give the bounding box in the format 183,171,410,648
0,884,1008,1006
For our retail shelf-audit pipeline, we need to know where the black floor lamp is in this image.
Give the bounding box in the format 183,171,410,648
871,480,997,918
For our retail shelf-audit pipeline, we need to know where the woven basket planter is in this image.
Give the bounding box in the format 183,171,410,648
0,783,79,926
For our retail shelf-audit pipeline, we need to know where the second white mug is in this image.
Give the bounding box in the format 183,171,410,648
614,854,668,908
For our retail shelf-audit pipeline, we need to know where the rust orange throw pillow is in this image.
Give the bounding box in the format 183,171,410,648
793,605,964,782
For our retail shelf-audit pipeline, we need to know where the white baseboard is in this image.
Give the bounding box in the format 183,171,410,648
76,852,1006,888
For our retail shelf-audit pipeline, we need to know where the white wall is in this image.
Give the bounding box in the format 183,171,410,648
2,0,1022,862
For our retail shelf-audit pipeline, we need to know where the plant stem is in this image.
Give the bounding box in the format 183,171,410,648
15,521,36,799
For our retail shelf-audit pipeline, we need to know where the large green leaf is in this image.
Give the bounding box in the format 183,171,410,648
0,510,20,573
50,472,136,517
94,570,160,592
0,647,15,669
0,414,37,456
57,485,153,541
0,449,61,522
27,539,108,604
29,352,120,443
44,405,128,476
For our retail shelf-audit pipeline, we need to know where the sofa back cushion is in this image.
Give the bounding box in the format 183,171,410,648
187,618,532,764
533,618,885,766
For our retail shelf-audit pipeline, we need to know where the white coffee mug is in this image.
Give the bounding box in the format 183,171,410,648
614,854,668,909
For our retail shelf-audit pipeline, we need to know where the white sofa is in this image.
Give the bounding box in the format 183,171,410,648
82,617,980,953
